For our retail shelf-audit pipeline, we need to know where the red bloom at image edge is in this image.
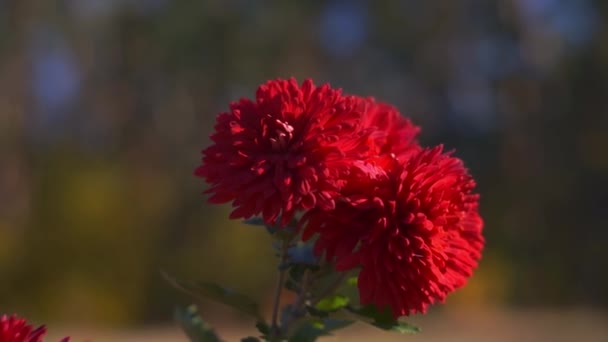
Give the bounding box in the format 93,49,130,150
0,315,69,342
302,146,484,318
196,78,371,226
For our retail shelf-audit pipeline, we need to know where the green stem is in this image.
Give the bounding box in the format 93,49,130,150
293,269,311,309
281,269,312,336
270,240,290,339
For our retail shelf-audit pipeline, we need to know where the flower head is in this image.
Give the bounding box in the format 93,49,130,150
302,146,484,317
0,315,69,342
196,78,370,226
360,98,421,160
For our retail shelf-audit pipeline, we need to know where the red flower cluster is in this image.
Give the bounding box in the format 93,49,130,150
196,79,370,226
0,315,69,342
196,78,484,318
302,148,483,317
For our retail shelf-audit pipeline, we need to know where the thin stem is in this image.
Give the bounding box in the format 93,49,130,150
270,239,290,338
293,269,312,310
280,269,312,335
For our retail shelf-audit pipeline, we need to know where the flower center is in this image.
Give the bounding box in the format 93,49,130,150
268,118,295,152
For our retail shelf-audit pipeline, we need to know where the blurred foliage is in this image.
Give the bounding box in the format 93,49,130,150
0,0,607,326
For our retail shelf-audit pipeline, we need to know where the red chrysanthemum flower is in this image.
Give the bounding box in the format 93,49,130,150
360,98,421,160
0,315,69,342
196,78,371,226
302,146,484,318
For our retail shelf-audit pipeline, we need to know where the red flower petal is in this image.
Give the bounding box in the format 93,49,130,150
302,147,484,318
0,315,69,342
359,98,421,160
196,78,371,226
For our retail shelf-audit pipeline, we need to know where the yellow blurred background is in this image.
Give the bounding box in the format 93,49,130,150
1,0,607,340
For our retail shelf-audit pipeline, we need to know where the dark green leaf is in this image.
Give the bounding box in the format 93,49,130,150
288,318,354,342
334,273,360,308
243,217,266,226
305,306,329,318
241,337,261,342
255,321,270,335
163,272,264,320
349,304,393,323
174,305,221,342
384,321,421,334
314,318,354,331
347,305,420,334
314,295,349,312
285,265,305,292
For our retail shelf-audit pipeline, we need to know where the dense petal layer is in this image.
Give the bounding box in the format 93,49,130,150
302,147,484,317
0,315,69,342
360,98,421,160
196,78,371,226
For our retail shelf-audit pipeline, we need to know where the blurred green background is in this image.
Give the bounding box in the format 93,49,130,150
0,0,606,330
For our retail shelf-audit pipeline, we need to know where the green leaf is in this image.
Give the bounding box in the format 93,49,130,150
384,321,421,334
174,305,221,342
305,306,329,318
163,272,264,320
334,273,361,308
314,295,349,312
288,318,354,342
315,318,354,331
243,217,266,226
241,337,261,342
255,321,270,335
349,304,392,323
347,305,420,334
285,264,305,292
